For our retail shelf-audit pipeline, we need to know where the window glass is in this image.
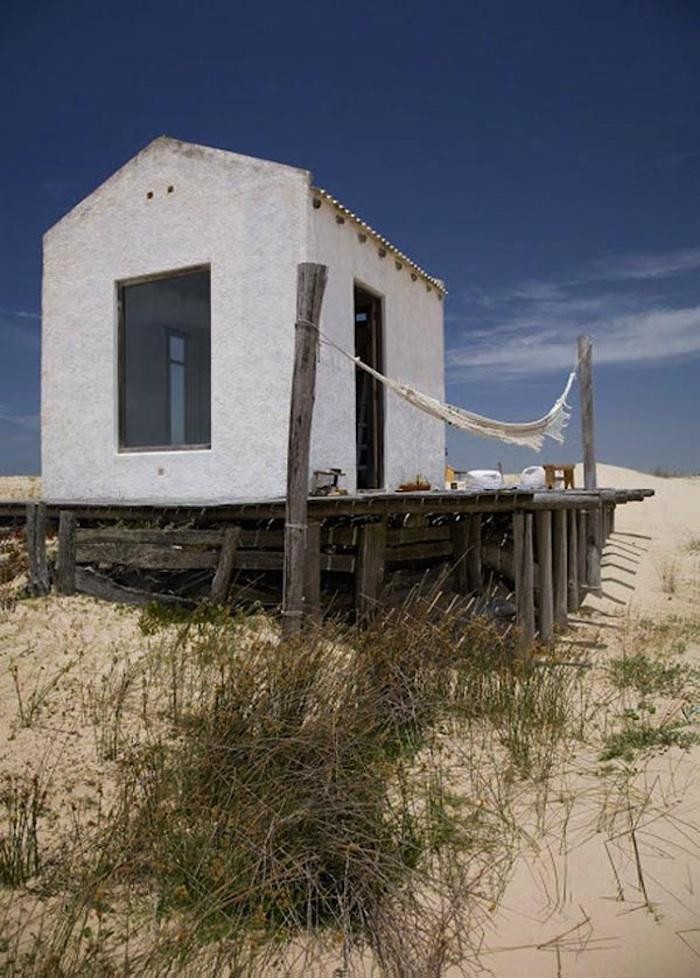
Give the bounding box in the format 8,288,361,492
119,269,211,449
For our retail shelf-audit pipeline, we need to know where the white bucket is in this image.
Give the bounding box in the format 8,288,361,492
466,469,503,490
518,465,546,490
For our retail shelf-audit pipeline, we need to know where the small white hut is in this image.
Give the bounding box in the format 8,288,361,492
41,137,446,502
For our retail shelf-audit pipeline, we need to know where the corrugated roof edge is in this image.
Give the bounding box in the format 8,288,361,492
310,186,447,295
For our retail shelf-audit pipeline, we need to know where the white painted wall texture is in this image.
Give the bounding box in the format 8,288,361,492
308,197,445,493
42,138,445,502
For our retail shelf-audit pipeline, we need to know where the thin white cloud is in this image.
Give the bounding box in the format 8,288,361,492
0,408,40,431
448,246,700,379
0,308,40,320
588,246,700,281
1,308,41,351
449,305,700,378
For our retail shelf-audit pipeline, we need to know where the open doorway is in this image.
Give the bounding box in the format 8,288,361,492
354,285,384,490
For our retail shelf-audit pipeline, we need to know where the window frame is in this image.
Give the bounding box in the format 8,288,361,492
116,264,212,454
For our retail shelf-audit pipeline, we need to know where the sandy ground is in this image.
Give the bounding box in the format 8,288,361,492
0,476,42,500
478,463,700,978
0,463,699,976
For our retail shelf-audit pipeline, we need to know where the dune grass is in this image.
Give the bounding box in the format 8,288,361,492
1,597,699,977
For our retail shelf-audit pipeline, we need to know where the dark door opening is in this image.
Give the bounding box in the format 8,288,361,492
354,286,384,490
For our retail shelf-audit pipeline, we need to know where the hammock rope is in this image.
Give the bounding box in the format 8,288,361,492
318,329,576,452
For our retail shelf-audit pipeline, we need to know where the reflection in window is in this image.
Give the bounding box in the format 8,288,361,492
119,269,211,449
168,332,187,445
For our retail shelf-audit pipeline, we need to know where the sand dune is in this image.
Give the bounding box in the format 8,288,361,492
479,464,700,978
1,465,698,975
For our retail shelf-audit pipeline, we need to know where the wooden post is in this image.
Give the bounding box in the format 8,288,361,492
535,511,554,645
578,335,597,491
56,511,77,596
587,509,602,589
304,522,322,620
467,514,483,593
282,263,328,639
355,520,387,623
578,334,603,589
552,509,568,628
513,512,535,653
25,503,50,597
567,510,579,611
211,526,241,604
604,507,612,540
577,510,587,588
451,515,483,595
450,519,470,595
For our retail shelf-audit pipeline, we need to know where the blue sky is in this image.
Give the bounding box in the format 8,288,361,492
1,0,699,476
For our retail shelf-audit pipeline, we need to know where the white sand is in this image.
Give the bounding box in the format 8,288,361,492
0,476,41,500
1,464,699,976
476,463,700,978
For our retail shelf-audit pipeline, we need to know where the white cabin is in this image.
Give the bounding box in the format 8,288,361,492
41,137,446,502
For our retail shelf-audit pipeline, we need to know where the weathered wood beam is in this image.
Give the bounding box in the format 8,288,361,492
25,503,50,597
577,510,587,588
210,526,241,604
355,520,387,623
513,512,535,654
467,514,483,593
449,519,470,595
586,509,602,590
535,511,554,645
303,523,322,620
282,262,328,639
78,527,226,546
76,541,220,570
482,541,515,580
386,539,454,563
56,511,77,596
567,510,580,611
74,567,189,608
237,551,354,573
552,509,568,628
389,525,451,546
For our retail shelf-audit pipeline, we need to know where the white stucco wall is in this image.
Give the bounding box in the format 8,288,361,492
43,138,309,502
307,199,445,492
42,138,445,503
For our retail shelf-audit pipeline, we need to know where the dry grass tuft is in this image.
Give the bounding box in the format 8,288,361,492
659,558,679,594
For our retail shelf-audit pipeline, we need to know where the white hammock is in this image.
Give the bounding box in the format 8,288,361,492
320,331,576,451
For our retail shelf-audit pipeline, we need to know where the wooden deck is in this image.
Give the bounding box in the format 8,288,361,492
0,487,654,652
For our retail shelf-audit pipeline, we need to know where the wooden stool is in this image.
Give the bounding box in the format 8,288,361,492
543,463,575,490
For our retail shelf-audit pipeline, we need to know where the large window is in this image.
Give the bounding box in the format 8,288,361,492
118,268,211,450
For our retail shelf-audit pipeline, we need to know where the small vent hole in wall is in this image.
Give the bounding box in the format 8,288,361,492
146,190,154,199
167,185,174,193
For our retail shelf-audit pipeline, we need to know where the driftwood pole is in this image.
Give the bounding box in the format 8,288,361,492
578,335,596,491
577,335,602,589
282,263,328,640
